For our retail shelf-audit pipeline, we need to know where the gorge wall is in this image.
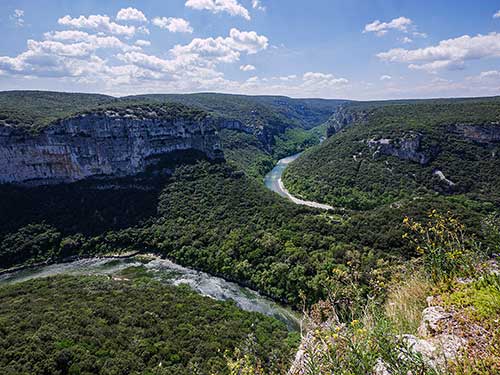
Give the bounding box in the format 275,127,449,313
0,109,230,185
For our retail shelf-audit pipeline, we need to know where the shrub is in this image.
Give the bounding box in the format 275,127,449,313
403,211,483,281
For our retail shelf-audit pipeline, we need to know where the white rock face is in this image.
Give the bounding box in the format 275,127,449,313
0,111,230,185
418,306,452,337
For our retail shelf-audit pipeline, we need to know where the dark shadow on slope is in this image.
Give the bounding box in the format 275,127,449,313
0,149,214,237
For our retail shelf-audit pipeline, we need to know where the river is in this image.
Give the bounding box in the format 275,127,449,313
0,255,301,331
264,153,334,210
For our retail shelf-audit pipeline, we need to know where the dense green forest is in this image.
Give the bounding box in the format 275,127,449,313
0,156,490,310
284,98,500,210
0,91,115,130
1,92,500,374
0,91,343,134
127,93,345,131
0,275,295,375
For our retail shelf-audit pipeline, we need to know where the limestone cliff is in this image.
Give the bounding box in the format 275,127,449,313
367,133,437,165
326,105,369,137
0,105,228,185
449,123,500,144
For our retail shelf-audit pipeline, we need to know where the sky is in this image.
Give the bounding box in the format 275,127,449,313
1,0,500,100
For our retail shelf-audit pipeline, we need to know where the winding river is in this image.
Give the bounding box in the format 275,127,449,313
0,255,301,331
264,152,334,210
0,152,330,333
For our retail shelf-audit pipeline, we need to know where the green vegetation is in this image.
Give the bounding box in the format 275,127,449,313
221,126,324,178
2,92,500,374
0,91,343,136
403,210,484,282
0,91,114,130
0,275,295,375
443,273,500,324
0,158,408,309
292,212,500,375
128,93,345,131
79,101,212,123
284,98,500,210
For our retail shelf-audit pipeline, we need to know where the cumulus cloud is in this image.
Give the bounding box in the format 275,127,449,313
401,37,413,44
364,16,413,36
477,70,500,79
240,64,256,71
44,31,140,52
278,75,297,81
116,7,147,22
252,0,266,11
0,28,144,79
117,51,176,73
377,32,500,73
10,9,25,27
302,72,349,88
0,25,270,94
171,28,268,66
413,31,428,38
380,75,392,81
152,17,193,33
135,39,151,47
494,10,500,19
58,14,136,38
185,0,250,20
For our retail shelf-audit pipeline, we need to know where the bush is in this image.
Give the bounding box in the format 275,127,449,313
403,211,484,281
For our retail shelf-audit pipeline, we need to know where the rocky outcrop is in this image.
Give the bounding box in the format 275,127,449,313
326,106,369,137
367,133,436,165
0,108,229,185
450,124,500,144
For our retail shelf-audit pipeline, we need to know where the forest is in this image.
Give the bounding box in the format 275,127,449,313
0,274,296,375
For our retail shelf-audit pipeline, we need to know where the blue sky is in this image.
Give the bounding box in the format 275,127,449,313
1,0,500,99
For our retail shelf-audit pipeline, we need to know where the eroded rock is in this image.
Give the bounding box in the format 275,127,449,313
0,109,234,185
367,133,436,165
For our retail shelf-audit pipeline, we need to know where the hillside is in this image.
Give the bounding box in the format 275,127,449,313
127,93,346,131
1,92,499,374
0,91,115,131
0,90,343,179
284,97,500,210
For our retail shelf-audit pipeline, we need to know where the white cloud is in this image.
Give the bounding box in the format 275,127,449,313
135,39,151,47
252,0,266,11
185,0,250,20
226,28,268,53
380,75,392,81
477,70,500,79
364,16,413,36
494,10,500,19
413,31,428,38
171,28,268,66
58,14,136,38
401,37,413,44
377,32,500,73
0,29,142,79
44,31,140,52
240,64,256,71
302,72,349,88
117,51,176,73
116,7,147,23
152,17,193,33
278,74,297,81
10,9,25,27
